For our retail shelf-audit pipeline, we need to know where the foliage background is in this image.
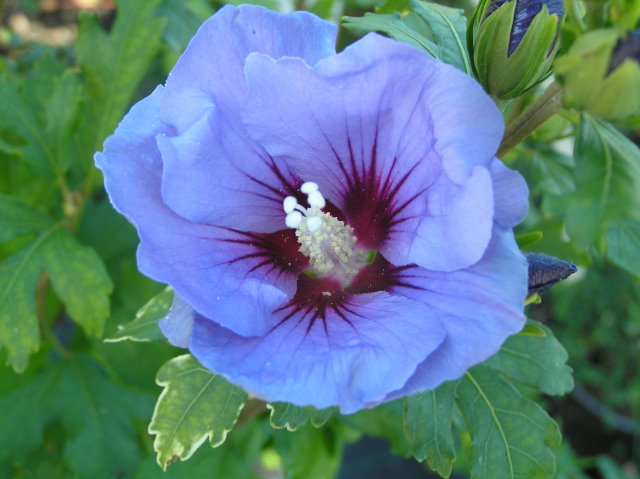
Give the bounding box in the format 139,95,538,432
0,0,638,478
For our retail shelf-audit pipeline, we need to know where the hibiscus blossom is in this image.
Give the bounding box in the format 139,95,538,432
96,5,529,413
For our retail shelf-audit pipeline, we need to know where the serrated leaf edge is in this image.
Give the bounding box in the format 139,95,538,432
149,355,246,469
266,403,299,432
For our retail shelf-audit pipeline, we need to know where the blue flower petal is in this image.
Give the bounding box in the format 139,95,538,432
162,5,337,133
158,106,299,232
391,165,494,272
96,87,296,337
189,292,446,413
159,294,194,348
243,34,499,270
385,226,528,398
490,158,529,228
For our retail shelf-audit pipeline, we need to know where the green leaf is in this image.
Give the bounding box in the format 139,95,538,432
564,115,640,248
0,80,56,175
0,228,112,371
343,11,437,57
409,0,471,74
76,0,166,159
404,380,458,478
0,355,153,478
106,286,172,343
0,194,52,243
605,219,640,276
457,365,562,479
0,230,54,372
268,402,336,431
41,228,113,337
149,354,248,469
0,57,83,176
485,320,574,396
44,71,83,174
530,150,575,196
0,355,60,456
272,424,344,479
343,0,470,73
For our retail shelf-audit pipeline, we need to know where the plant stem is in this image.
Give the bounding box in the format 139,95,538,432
497,81,564,158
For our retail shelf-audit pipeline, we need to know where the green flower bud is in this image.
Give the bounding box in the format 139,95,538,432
470,0,565,100
555,29,640,120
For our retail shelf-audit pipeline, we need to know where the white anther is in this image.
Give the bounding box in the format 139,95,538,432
283,196,298,214
300,182,319,194
306,216,323,233
307,190,326,209
285,211,303,228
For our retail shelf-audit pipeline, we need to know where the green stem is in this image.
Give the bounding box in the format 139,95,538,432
497,81,564,158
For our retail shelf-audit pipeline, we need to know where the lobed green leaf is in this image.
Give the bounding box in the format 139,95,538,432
0,57,83,177
457,365,562,479
485,320,574,396
41,228,113,338
149,354,248,469
404,380,458,478
0,230,55,372
0,228,112,371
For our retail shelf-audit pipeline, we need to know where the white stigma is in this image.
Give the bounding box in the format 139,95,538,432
282,183,358,278
282,185,327,233
300,181,319,194
283,196,298,214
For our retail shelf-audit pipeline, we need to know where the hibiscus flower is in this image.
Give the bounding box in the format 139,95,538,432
96,5,529,413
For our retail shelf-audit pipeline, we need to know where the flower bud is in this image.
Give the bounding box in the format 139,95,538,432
470,0,564,100
555,29,640,120
524,252,577,295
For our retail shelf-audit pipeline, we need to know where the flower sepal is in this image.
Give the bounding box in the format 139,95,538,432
471,0,563,100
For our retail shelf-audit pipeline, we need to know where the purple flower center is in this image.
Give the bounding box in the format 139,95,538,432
227,179,406,325
283,182,372,285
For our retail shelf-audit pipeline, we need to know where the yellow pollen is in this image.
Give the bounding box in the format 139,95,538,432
295,211,358,277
